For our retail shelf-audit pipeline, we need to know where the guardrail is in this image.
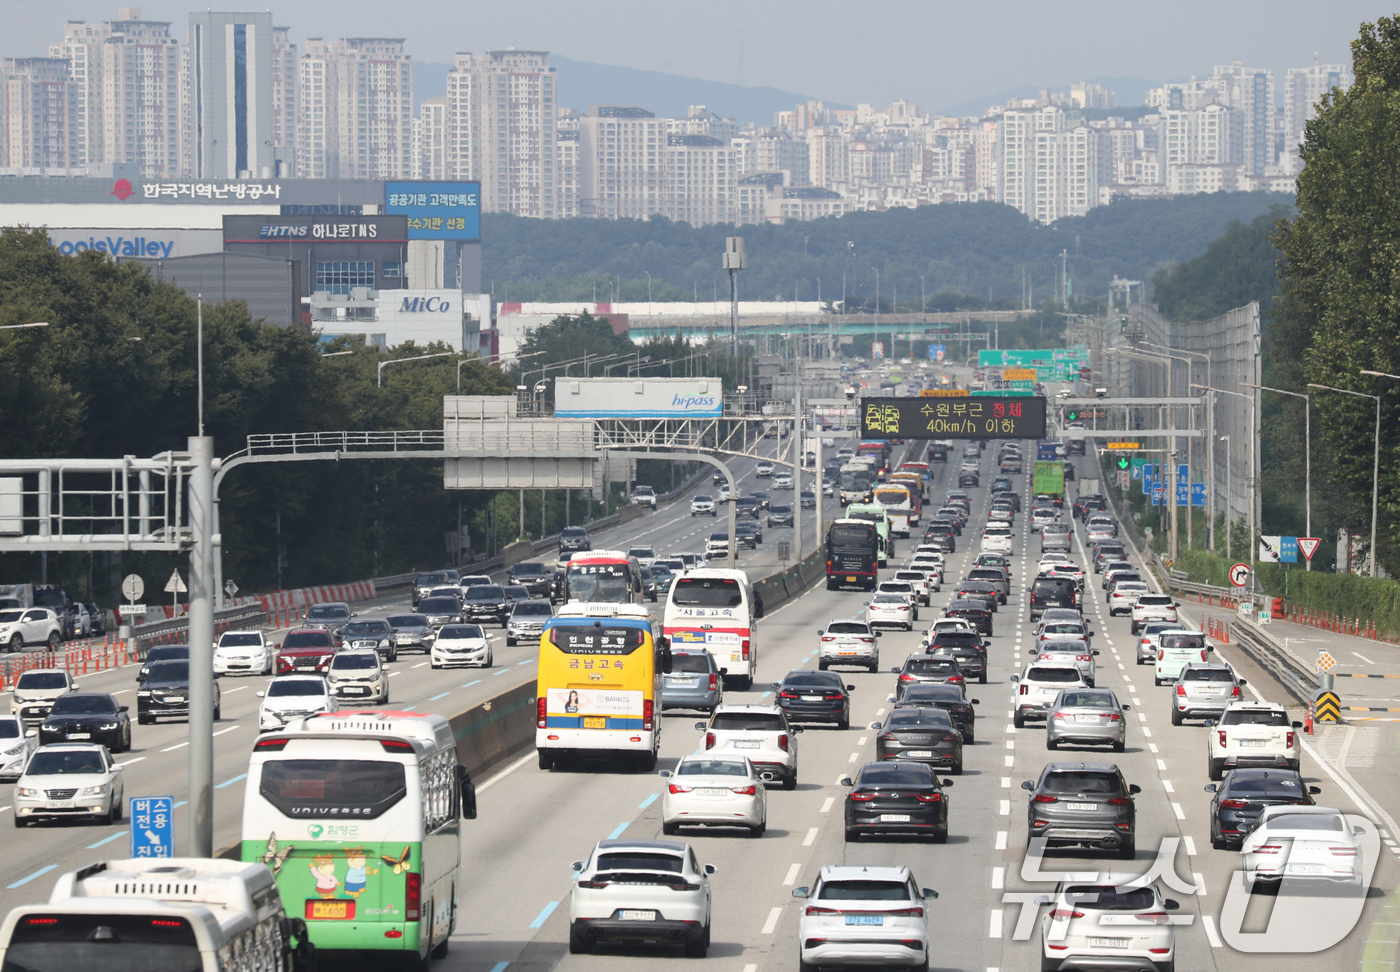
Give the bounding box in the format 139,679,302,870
132,605,269,651
1229,618,1319,705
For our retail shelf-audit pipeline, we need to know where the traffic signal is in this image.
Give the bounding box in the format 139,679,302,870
1067,409,1080,422
1116,457,1130,470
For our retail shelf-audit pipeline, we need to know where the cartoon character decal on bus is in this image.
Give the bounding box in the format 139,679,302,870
344,848,371,897
310,853,340,898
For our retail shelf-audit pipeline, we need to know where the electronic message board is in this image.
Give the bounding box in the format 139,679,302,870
860,395,1047,440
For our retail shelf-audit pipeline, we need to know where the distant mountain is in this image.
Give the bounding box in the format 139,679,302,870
939,76,1161,118
413,56,842,125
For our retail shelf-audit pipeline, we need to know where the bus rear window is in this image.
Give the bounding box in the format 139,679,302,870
4,914,200,972
671,578,743,608
258,759,407,820
830,525,875,547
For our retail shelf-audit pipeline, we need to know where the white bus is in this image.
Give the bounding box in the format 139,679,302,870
241,711,476,967
0,857,315,972
662,568,763,690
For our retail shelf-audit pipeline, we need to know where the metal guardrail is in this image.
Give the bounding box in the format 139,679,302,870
131,605,268,649
1230,620,1318,705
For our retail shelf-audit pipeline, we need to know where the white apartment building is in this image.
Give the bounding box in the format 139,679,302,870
270,27,297,176
577,106,665,219
1,58,75,170
413,96,447,180
333,38,412,180
1209,64,1275,175
297,38,336,178
99,13,181,178
556,127,579,218
1166,163,1238,194
807,127,849,188
665,133,736,225
1070,83,1115,109
1283,58,1351,173
1160,103,1231,168
49,22,104,165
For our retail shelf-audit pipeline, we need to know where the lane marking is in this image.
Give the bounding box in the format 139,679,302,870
803,827,819,846
857,736,867,746
761,906,782,934
116,757,145,766
1141,727,1152,737
1162,780,1174,793
1193,872,1206,896
1001,777,1011,788
160,741,190,752
638,793,659,810
480,751,538,792
875,708,886,717
783,863,801,886
216,773,248,789
7,864,56,888
1171,802,1185,820
999,800,1009,815
1148,743,1159,754
1156,759,1167,771
1183,835,1197,856
517,659,532,666
489,963,510,972
388,671,402,677
847,753,858,763
429,692,451,701
1004,755,1014,767
1354,652,1376,665
213,724,241,737
989,909,1003,938
223,686,248,693
462,680,482,688
412,661,428,669
606,821,629,839
1202,915,1222,947
996,831,1007,850
86,831,126,849
528,901,559,929
820,797,834,813
991,866,1005,889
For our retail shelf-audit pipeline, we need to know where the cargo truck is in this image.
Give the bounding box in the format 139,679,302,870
1033,460,1065,508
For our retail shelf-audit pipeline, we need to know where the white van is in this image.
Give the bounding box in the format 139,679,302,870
1153,629,1213,686
663,568,763,690
0,857,315,972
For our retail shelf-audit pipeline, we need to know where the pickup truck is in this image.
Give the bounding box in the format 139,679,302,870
1010,662,1087,728
1206,700,1303,780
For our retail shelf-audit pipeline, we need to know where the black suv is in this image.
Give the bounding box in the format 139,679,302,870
508,562,554,599
923,524,957,553
461,585,510,625
559,527,592,552
1029,576,1079,621
137,659,221,724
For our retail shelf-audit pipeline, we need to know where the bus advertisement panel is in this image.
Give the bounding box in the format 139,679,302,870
564,550,643,604
536,603,665,770
662,569,761,690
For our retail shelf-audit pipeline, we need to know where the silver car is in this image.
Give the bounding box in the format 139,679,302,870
1170,662,1245,725
662,650,724,713
1045,687,1129,751
1022,762,1141,859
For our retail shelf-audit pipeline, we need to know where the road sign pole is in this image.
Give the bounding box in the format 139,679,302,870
187,435,215,858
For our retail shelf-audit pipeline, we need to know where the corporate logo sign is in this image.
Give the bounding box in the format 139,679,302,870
51,234,175,257
399,296,454,313
257,223,380,239
224,215,407,244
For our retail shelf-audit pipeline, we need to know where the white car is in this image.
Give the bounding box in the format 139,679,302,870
892,569,933,605
659,755,767,836
15,743,124,825
908,556,945,585
755,461,774,477
213,629,274,676
1034,643,1098,686
1038,875,1179,972
632,485,657,509
698,703,800,789
568,839,714,956
0,714,36,781
627,546,658,566
817,619,881,671
10,669,79,725
431,623,493,668
1240,806,1365,889
877,580,921,611
256,675,338,732
326,649,389,704
1044,563,1086,590
690,495,717,516
1011,662,1088,728
506,600,553,646
718,483,732,502
794,865,937,972
1137,622,1187,665
0,608,63,652
1207,700,1301,780
867,593,915,631
1107,581,1150,616
773,472,795,489
981,526,1014,555
1131,593,1179,633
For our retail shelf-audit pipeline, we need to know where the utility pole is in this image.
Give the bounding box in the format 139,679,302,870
723,237,746,354
1061,250,1069,311
793,352,803,563
187,434,215,857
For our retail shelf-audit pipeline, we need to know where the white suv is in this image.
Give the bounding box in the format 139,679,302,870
793,864,937,972
1038,875,1180,972
981,526,1014,555
1207,700,1302,780
256,674,338,732
817,619,881,671
11,669,78,725
1130,593,1179,633
690,495,717,516
0,608,63,652
697,703,801,789
632,485,657,509
569,839,714,957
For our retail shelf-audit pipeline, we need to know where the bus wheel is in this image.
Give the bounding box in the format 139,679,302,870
637,751,657,772
431,934,449,959
537,751,553,771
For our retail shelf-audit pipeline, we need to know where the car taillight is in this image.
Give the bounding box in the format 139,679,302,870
824,693,844,700
1138,912,1171,925
914,793,941,803
1330,847,1359,856
1201,649,1208,661
405,872,421,921
806,906,840,915
1176,686,1187,696
1107,797,1133,805
1020,684,1028,695
849,791,877,802
1286,731,1295,748
897,673,918,683
1107,713,1121,721
537,696,547,729
577,880,610,889
705,732,715,750
642,699,654,731
885,907,925,917
742,639,750,660
1231,685,1241,698
669,784,693,794
731,785,757,795
708,673,718,692
780,691,798,699
1050,908,1084,921
880,732,899,742
1220,799,1249,808
1032,794,1058,803
1219,730,1228,747
822,636,835,642
1158,650,1165,661
1253,844,1283,855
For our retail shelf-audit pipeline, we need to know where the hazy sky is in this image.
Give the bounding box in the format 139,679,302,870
12,0,1389,110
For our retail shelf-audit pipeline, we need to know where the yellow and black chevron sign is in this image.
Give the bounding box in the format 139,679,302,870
1315,692,1342,723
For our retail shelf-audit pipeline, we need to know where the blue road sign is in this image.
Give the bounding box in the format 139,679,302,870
1279,536,1299,563
928,343,946,362
130,796,174,858
1152,483,1165,506
1191,482,1207,506
1176,482,1190,506
1142,474,1153,496
1131,464,1143,481
1177,463,1189,482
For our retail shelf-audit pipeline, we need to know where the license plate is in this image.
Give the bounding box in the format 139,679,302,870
880,814,911,822
1287,863,1327,874
669,677,695,685
1089,937,1129,948
164,697,186,704
1202,687,1224,694
1239,739,1268,748
698,787,729,796
847,576,857,582
906,750,933,757
845,915,884,925
1076,715,1101,723
583,716,606,729
619,910,657,921
49,800,75,808
67,732,90,739
345,687,368,695
735,741,760,749
310,900,352,920
801,695,823,701
1066,802,1099,811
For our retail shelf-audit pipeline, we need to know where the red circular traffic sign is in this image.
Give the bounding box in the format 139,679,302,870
1229,562,1251,587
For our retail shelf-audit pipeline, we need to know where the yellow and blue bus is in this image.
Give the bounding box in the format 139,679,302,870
535,602,671,772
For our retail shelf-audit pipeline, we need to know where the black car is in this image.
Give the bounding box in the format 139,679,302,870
559,526,592,552
460,585,509,625
768,504,794,528
957,471,980,488
842,760,952,842
923,524,956,553
774,670,855,728
639,567,659,602
955,580,1000,613
926,443,949,462
735,521,762,549
871,706,964,774
137,659,221,724
137,645,190,683
417,595,465,627
38,692,131,752
892,655,965,699
508,561,554,599
342,618,397,662
991,477,1014,494
967,567,1010,603
749,490,771,511
1063,461,1076,481
891,683,978,742
1205,768,1321,849
1029,576,1079,620
930,514,961,537
925,635,988,684
945,599,993,636
734,497,761,520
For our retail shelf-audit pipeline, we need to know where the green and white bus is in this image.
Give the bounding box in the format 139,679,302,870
241,710,476,968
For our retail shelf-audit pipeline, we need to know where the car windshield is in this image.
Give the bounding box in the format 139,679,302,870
438,625,484,640
330,653,379,671
267,679,326,697
595,852,685,873
26,750,105,775
711,712,783,731
872,595,906,605
388,615,429,628
1264,813,1344,832
677,759,747,776
887,708,952,728
856,763,932,786
416,572,449,586
1027,668,1082,683
0,610,22,624
147,648,189,663
563,528,588,537
1043,624,1086,636
670,653,713,673
1058,691,1116,708
48,695,114,715
419,598,462,613
219,633,263,647
907,659,956,674
900,685,961,702
784,672,842,688
463,587,504,602
343,621,390,637
1229,776,1303,794
817,880,911,900
627,549,655,559
1042,772,1121,794
15,673,67,690
513,603,553,617
145,661,189,682
672,577,743,607
1222,709,1290,727
1161,634,1205,649
1061,885,1156,911
282,632,333,648
306,606,350,622
511,563,547,577
771,505,792,514
1182,668,1233,682
827,622,870,635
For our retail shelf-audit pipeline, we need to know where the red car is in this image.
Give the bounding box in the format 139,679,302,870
275,628,338,674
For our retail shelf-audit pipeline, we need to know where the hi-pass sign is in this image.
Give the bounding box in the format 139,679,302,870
861,396,1047,440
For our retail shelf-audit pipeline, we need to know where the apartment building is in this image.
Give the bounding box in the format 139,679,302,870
186,11,275,179
332,38,412,180
414,96,447,180
997,109,1034,215
807,127,849,188
1283,58,1351,173
100,13,181,178
577,106,664,219
270,27,297,175
297,38,336,179
1,58,76,169
665,133,736,225
48,22,105,165
556,127,579,218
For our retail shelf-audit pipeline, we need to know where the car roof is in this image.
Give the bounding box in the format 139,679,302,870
29,742,107,754
1043,761,1120,774
1225,700,1285,711
595,839,689,854
713,703,784,715
818,863,911,883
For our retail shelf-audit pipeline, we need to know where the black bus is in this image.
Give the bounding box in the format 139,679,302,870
826,518,880,591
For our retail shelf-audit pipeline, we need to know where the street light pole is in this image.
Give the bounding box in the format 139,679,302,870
644,270,652,316
1194,384,1258,591
871,268,880,361
1315,380,1383,577
1220,436,1231,558
378,351,452,387
1241,382,1311,569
